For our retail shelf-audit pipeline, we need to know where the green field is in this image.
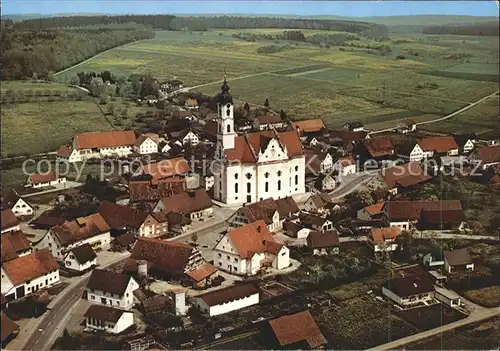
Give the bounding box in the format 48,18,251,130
1,100,114,157
0,81,81,94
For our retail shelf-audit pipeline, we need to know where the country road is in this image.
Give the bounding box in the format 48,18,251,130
369,90,499,134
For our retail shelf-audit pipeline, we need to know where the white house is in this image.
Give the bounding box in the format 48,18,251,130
423,253,444,268
434,286,462,307
34,213,111,261
418,136,459,158
84,305,134,334
212,77,305,205
253,115,285,131
307,230,340,256
282,221,311,239
368,227,402,253
396,143,424,163
25,172,66,189
63,243,97,272
396,119,417,134
1,249,60,301
343,122,364,132
1,209,20,234
56,145,80,163
1,189,34,218
214,220,289,276
86,269,139,310
179,130,200,146
194,283,259,316
444,249,474,274
133,134,159,155
333,156,356,176
70,130,137,162
153,189,213,224
382,274,435,307
299,213,334,232
304,193,331,215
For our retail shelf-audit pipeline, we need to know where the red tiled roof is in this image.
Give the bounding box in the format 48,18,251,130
97,201,150,230
225,130,303,163
197,283,259,307
140,157,190,183
339,156,355,167
158,189,212,214
185,263,218,282
50,213,110,246
363,138,394,157
29,171,58,184
369,227,402,243
418,136,459,153
381,162,432,189
1,209,19,231
134,134,158,148
291,119,325,133
444,248,473,266
363,202,385,216
2,249,58,286
129,178,186,203
255,115,282,125
228,220,283,259
384,200,462,221
307,230,340,249
328,129,367,142
56,145,73,158
1,230,31,263
269,310,327,348
74,130,136,149
275,196,300,217
473,144,500,164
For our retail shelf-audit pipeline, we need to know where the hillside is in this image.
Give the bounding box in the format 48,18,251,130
423,22,499,36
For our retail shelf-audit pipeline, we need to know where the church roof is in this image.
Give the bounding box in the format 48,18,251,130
225,130,303,163
217,76,233,104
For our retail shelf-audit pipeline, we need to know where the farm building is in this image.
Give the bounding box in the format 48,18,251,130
84,305,134,334
194,283,260,316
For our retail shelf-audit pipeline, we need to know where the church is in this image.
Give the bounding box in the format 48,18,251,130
213,77,306,205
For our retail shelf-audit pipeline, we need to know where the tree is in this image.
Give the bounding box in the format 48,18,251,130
264,98,270,108
140,73,159,98
354,189,375,207
89,77,106,97
46,70,54,82
243,102,250,111
280,109,287,121
32,72,38,81
394,230,414,261
69,76,80,86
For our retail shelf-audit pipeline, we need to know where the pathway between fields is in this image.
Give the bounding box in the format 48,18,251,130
369,90,499,134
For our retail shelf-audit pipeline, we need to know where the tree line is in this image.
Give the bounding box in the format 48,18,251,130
1,24,153,80
423,22,499,36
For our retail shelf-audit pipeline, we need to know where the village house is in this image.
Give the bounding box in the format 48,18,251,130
444,249,474,273
383,200,463,230
468,144,500,170
304,136,320,147
194,283,260,317
396,142,424,163
142,95,158,105
85,269,139,310
265,310,327,349
395,119,417,134
282,220,311,239
133,134,159,155
63,243,97,272
70,130,137,162
1,209,20,233
304,193,332,215
98,201,168,238
253,115,285,131
453,134,476,154
307,230,340,256
343,121,364,132
326,130,369,155
214,220,289,276
56,145,80,163
357,202,385,221
1,188,34,219
368,227,402,253
35,213,111,261
356,138,394,166
1,311,19,347
417,136,459,158
291,119,326,137
1,230,32,263
160,79,183,95
125,238,217,288
158,140,172,154
314,173,336,192
110,233,136,252
136,157,190,184
229,196,299,232
333,156,357,177
25,171,66,189
379,162,432,195
1,249,59,302
434,286,462,308
299,213,334,232
184,98,199,109
213,78,305,205
128,177,186,205
84,304,134,334
382,274,435,307
29,212,65,231
304,149,334,176
179,129,200,146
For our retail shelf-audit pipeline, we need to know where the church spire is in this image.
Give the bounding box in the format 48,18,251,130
218,72,232,104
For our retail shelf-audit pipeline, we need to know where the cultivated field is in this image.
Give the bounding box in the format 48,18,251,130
1,100,114,157
0,81,80,94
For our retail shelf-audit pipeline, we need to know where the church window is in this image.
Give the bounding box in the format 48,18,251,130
235,183,238,193
264,172,270,178
227,124,231,133
295,174,298,185
277,170,282,177
295,166,299,172
278,180,281,191
234,173,239,179
247,182,251,193
226,108,231,117
265,182,269,192
245,173,252,180
226,103,231,109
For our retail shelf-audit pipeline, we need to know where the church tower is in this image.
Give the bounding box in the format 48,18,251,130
216,76,236,156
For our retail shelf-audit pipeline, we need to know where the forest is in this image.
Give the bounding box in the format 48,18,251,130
1,23,153,80
423,22,499,36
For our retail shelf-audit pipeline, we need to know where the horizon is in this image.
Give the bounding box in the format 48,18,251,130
3,1,500,17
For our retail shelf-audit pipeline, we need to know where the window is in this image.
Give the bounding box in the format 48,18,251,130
277,170,282,177
234,257,238,262
227,124,231,132
226,108,231,117
227,255,230,260
295,174,298,185
234,173,239,179
218,253,222,258
247,182,251,193
265,182,269,192
235,183,238,193
295,166,299,172
245,173,252,180
278,180,281,191
91,295,95,300
264,172,270,178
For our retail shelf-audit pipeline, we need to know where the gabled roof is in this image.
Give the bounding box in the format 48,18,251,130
362,202,385,216
381,162,432,189
29,212,65,229
68,243,96,264
472,144,500,164
338,155,355,167
344,121,363,129
129,177,186,203
1,188,31,211
139,157,190,183
328,130,367,142
225,130,302,163
418,136,459,153
291,119,326,133
112,233,137,247
134,134,158,148
237,198,278,225
87,269,134,296
307,230,340,249
158,189,212,214
50,213,110,246
269,310,327,348
362,138,394,158
369,227,402,243
2,249,58,286
227,220,283,259
29,171,58,184
1,209,19,231
307,193,331,208
1,312,19,342
453,134,476,148
444,248,473,266
396,142,419,157
420,209,465,226
97,201,149,230
185,263,218,282
196,283,259,307
84,305,128,323
384,274,435,298
255,114,282,125
74,130,136,149
130,237,195,275
299,213,329,227
384,200,462,221
56,145,74,158
275,197,300,217
1,230,31,263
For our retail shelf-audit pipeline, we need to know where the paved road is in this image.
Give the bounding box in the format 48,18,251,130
369,90,499,134
330,172,376,199
419,231,499,241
